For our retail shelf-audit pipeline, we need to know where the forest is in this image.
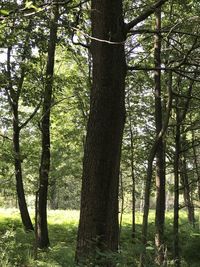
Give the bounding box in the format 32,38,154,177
0,0,200,266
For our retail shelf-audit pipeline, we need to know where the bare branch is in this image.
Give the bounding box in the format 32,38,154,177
128,28,200,38
0,133,12,141
125,0,169,32
72,27,125,45
127,65,200,74
19,99,42,130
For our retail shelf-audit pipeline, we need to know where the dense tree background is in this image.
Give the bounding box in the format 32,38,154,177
1,0,200,266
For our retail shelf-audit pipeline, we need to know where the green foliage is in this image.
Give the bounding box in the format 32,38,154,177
0,209,200,266
1,1,200,265
0,209,77,267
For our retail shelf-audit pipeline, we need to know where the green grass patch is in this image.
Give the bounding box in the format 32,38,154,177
0,209,200,266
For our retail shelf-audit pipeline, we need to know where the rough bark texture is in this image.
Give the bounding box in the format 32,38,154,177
154,7,166,265
76,0,126,265
37,4,58,249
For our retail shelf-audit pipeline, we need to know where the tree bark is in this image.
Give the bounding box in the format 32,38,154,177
127,93,136,239
37,3,58,249
119,171,124,238
192,130,200,201
6,47,34,231
75,0,126,266
139,70,172,267
180,147,195,226
154,7,166,265
130,125,136,239
173,73,196,265
13,106,34,231
173,99,180,267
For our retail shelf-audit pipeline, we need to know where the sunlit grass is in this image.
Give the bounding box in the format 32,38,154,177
0,209,200,266
48,209,79,225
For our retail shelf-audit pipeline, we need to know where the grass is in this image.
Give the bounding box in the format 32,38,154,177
0,208,200,266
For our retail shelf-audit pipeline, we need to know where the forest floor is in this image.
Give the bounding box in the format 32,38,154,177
0,209,200,266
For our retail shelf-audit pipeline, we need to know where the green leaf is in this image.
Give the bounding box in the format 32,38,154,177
146,246,154,251
0,9,9,15
25,1,34,9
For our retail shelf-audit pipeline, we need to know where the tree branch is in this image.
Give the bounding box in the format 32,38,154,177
127,65,200,74
19,99,42,130
128,28,200,38
0,133,12,141
125,0,169,32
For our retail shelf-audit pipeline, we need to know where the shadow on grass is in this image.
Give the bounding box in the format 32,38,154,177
1,212,200,266
121,216,200,267
45,223,78,267
0,217,78,267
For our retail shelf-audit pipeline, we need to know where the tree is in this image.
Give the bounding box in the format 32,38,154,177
75,1,126,265
154,7,166,265
76,0,169,265
2,10,36,231
36,2,59,248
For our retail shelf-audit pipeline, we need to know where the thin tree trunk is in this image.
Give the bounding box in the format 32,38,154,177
49,180,58,210
154,7,166,265
37,3,58,248
75,1,126,266
140,181,144,213
180,149,195,226
192,130,200,201
119,171,124,238
139,70,172,267
130,127,136,239
127,91,136,239
173,102,180,267
173,72,196,265
13,107,34,231
6,47,33,231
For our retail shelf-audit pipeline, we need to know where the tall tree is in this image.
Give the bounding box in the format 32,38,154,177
37,2,59,248
76,0,169,265
3,12,36,231
173,95,181,267
154,7,166,265
173,74,196,266
6,46,34,231
75,1,126,265
180,145,195,226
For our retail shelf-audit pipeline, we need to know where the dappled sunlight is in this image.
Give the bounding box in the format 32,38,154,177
1,209,200,266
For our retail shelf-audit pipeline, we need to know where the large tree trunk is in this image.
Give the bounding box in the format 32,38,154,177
75,0,126,265
154,7,166,265
37,4,58,249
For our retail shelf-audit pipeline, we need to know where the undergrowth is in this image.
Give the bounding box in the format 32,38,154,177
0,209,200,266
